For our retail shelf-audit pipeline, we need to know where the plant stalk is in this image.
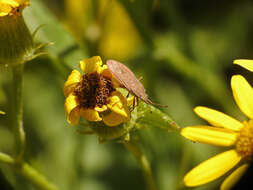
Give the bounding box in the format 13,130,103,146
124,140,158,190
0,152,59,190
12,64,25,161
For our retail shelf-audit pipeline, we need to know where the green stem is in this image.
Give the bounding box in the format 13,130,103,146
12,64,25,161
124,140,158,190
18,163,59,190
0,152,59,190
0,152,15,164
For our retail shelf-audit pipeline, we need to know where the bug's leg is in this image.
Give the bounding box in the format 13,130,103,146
126,91,130,98
133,96,136,109
149,105,153,114
130,96,136,111
136,96,139,106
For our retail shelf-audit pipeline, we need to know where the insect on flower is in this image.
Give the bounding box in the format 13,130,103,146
106,59,167,108
64,56,132,127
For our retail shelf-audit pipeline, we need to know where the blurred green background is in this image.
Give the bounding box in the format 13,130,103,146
1,0,253,189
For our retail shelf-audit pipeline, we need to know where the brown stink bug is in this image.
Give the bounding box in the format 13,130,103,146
106,60,167,108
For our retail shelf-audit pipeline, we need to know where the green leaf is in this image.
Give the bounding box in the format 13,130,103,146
23,0,87,71
136,101,180,132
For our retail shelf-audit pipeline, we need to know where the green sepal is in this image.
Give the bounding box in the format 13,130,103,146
0,15,33,66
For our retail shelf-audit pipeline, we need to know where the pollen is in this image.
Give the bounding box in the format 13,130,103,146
74,72,115,109
236,120,253,160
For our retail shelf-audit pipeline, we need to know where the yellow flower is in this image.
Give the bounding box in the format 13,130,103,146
0,0,29,17
0,110,5,114
181,74,253,190
234,59,253,72
64,56,131,127
64,0,141,61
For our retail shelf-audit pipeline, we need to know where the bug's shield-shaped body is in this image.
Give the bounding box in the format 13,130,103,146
106,60,153,105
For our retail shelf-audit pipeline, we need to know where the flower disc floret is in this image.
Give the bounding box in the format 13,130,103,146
74,73,115,109
236,120,253,160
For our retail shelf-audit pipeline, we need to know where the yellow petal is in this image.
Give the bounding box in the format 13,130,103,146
79,56,103,74
63,70,81,97
0,110,5,115
102,111,129,127
0,12,8,16
95,105,107,112
64,93,80,125
234,59,253,72
107,91,130,118
184,150,241,187
194,106,243,131
127,96,134,107
0,0,29,16
80,108,102,122
231,75,253,119
180,126,237,146
0,4,12,16
0,0,19,7
221,164,249,190
98,65,110,76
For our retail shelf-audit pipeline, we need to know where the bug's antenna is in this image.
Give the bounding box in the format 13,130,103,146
145,99,168,108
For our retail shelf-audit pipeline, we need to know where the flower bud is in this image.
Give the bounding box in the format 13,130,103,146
0,0,33,67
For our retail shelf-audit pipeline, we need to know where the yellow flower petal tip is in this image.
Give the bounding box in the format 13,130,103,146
80,108,102,122
99,65,110,76
64,93,80,125
95,105,107,112
107,91,130,118
67,108,80,125
63,70,81,97
0,0,19,7
184,150,241,187
79,56,103,74
0,110,5,115
220,164,249,190
231,75,253,119
102,111,129,127
194,106,243,131
127,96,134,107
234,59,253,72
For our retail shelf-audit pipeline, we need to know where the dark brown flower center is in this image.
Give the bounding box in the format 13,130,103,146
74,72,115,109
236,120,253,160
